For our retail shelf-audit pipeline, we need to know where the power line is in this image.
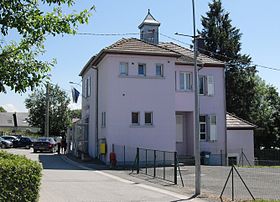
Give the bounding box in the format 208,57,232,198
76,31,280,72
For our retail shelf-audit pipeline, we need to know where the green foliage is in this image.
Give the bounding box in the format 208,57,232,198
0,151,42,201
25,83,71,136
0,0,94,93
199,0,280,149
70,109,81,119
0,106,6,112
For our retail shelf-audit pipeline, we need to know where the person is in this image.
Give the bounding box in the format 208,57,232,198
56,136,62,154
61,136,67,154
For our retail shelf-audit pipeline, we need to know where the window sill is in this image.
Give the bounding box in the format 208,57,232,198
119,75,165,80
130,124,154,128
176,90,193,93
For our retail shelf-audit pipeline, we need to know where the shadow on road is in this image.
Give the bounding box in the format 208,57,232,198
38,153,82,170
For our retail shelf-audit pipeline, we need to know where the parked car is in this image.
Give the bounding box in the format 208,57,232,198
0,137,13,148
33,137,57,153
1,136,19,147
13,137,33,149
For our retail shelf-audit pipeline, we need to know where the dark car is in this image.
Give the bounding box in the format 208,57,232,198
0,137,13,148
33,137,57,153
1,136,19,147
13,137,33,149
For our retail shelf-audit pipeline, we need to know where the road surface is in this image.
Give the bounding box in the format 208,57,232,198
6,149,201,202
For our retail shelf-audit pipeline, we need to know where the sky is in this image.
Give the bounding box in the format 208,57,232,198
1,0,280,112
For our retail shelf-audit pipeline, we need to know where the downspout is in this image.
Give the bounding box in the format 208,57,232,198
223,64,228,166
93,66,99,159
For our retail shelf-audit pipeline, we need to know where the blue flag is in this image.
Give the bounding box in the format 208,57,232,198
71,88,80,103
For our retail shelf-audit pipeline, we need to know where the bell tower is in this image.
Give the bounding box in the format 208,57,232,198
138,9,160,44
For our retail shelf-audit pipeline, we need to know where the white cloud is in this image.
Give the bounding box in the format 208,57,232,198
2,104,18,112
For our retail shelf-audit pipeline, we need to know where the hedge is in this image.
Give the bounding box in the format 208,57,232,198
0,151,42,202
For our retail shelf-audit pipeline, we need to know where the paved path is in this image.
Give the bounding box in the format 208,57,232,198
5,149,205,202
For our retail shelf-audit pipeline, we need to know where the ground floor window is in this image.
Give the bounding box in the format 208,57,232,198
131,112,140,125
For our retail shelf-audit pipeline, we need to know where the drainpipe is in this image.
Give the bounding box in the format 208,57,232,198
93,66,99,159
223,65,228,166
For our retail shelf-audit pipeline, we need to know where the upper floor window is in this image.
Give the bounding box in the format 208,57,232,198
179,72,192,91
138,64,146,76
144,112,153,125
131,112,140,125
199,75,214,96
86,76,91,97
156,64,163,77
120,62,128,76
101,112,106,128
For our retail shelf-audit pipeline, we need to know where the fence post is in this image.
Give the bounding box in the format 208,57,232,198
136,147,139,174
163,151,166,180
123,145,126,168
174,152,177,184
153,150,156,178
232,165,234,201
241,148,244,166
145,149,147,174
220,150,223,166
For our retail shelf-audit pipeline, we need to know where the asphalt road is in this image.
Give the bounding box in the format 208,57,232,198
5,149,204,202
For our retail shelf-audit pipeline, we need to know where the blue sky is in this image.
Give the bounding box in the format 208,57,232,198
1,0,280,112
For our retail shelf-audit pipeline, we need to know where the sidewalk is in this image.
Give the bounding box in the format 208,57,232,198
61,152,216,202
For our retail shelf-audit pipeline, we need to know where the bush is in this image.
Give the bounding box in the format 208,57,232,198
0,151,42,202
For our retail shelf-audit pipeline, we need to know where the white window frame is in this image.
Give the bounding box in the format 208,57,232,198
86,76,91,97
131,112,140,125
119,62,128,76
144,112,153,125
101,112,106,128
199,76,206,95
138,63,146,76
155,64,163,77
179,72,192,91
207,75,215,96
199,115,207,141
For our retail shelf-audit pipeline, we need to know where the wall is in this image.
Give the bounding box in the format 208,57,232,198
227,129,255,165
98,54,177,163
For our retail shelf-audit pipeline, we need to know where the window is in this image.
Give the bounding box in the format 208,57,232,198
131,112,140,125
156,64,163,77
119,62,128,76
86,76,91,97
199,75,215,96
179,72,192,91
199,76,206,95
101,112,106,128
138,64,146,76
144,112,153,125
199,115,207,141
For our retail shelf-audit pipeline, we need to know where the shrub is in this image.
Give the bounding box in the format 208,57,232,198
0,151,42,202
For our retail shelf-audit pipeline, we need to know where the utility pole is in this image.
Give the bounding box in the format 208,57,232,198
192,0,201,195
45,82,50,137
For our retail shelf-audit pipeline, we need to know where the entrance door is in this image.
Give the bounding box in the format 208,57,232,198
176,115,184,143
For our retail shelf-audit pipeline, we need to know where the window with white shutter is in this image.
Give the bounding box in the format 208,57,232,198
209,114,217,141
207,75,214,96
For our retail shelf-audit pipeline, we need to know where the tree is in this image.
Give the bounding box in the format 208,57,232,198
0,106,6,112
199,0,280,149
0,0,94,93
25,84,71,136
199,0,257,120
70,109,81,119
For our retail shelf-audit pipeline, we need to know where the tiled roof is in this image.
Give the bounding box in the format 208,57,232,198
226,113,256,129
159,42,224,66
104,38,179,56
80,38,180,75
0,112,29,127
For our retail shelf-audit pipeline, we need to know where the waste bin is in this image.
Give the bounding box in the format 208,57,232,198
201,151,211,165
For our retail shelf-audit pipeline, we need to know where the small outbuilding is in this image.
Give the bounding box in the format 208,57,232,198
226,113,256,165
